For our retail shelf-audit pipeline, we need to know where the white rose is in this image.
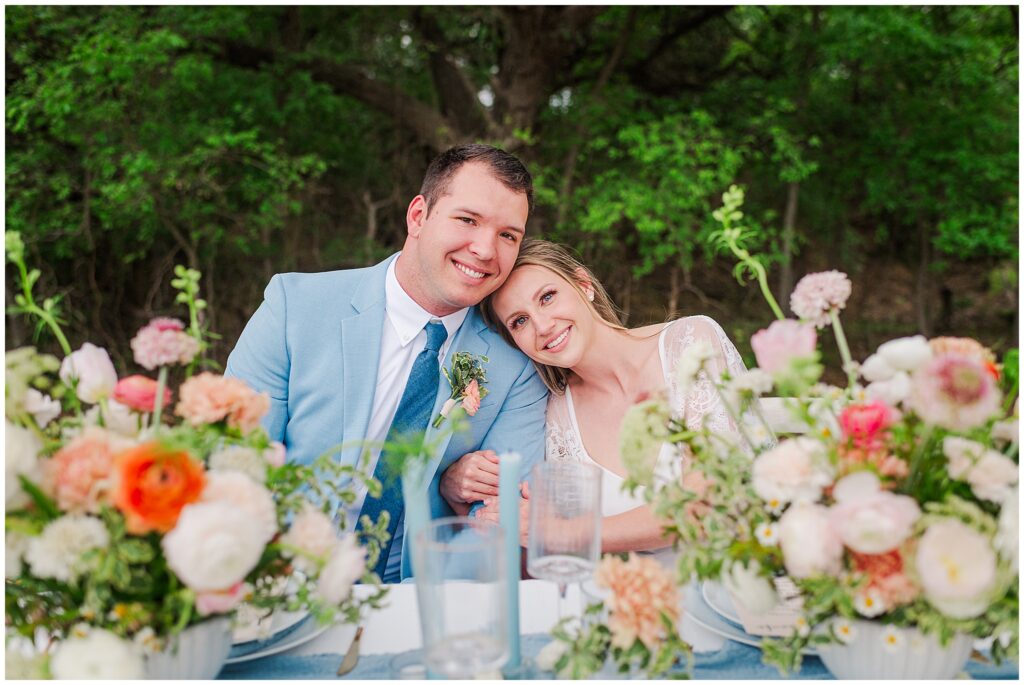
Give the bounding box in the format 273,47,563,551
5,420,43,511
162,501,265,592
50,628,145,679
865,371,912,406
778,502,843,579
200,471,277,544
916,519,997,619
876,336,932,373
59,343,118,404
860,353,896,382
829,471,920,554
965,451,1018,503
721,559,778,614
281,504,340,573
23,389,61,427
995,488,1018,572
209,446,268,483
316,534,365,605
535,638,569,673
752,437,834,505
25,515,109,582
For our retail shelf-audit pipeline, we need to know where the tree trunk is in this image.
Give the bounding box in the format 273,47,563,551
668,265,679,317
778,181,800,315
915,220,932,336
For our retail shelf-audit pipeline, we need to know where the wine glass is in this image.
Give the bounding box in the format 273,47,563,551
412,516,509,678
526,461,602,621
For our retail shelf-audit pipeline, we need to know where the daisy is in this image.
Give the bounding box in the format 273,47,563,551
833,618,857,644
755,522,779,546
881,625,903,653
854,588,887,617
764,498,785,516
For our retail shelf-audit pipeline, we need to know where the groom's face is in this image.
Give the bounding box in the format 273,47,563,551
401,162,528,316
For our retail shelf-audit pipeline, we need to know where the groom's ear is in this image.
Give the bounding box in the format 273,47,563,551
407,195,428,237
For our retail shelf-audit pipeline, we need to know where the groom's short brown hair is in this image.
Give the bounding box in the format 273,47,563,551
420,144,534,217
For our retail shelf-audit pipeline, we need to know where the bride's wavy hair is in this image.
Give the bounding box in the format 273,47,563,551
480,239,626,394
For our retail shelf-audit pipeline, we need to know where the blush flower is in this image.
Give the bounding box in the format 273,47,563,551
750,320,817,374
175,372,270,434
112,442,206,535
44,426,133,514
461,379,482,415
909,353,1001,430
929,337,998,379
789,270,852,328
280,504,340,573
778,502,843,579
316,534,366,605
130,317,201,370
829,471,919,554
59,343,118,404
195,582,246,617
594,553,681,650
200,471,277,544
915,519,997,619
162,501,265,592
752,437,834,505
839,402,894,449
112,375,172,413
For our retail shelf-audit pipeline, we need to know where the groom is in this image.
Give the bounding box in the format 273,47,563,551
226,144,547,582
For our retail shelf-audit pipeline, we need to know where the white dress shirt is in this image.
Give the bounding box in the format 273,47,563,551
349,259,468,577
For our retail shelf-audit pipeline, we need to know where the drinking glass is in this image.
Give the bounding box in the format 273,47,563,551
412,516,509,678
526,461,602,619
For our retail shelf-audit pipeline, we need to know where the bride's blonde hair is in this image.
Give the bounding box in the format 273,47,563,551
481,239,626,394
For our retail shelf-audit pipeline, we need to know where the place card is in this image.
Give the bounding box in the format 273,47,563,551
728,577,805,637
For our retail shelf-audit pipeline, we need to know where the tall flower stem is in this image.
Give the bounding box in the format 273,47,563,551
152,366,169,432
828,309,856,390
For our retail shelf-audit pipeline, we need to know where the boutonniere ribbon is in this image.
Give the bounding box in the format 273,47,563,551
433,352,489,428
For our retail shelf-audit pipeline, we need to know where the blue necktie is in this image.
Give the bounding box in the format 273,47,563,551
358,321,448,582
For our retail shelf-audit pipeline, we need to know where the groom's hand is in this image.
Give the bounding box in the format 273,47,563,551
440,450,501,508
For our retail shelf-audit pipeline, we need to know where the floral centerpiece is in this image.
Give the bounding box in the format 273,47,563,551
5,232,388,679
619,187,1019,676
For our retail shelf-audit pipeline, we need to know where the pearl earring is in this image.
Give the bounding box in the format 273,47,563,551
587,290,595,301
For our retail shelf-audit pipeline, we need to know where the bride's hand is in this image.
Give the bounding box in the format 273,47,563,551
440,450,500,507
477,482,531,547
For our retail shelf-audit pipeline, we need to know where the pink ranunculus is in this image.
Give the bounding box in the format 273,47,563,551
264,442,287,468
175,372,270,434
195,582,246,616
59,343,118,404
112,375,172,413
839,401,894,449
44,426,134,514
909,353,1002,431
461,379,482,416
750,320,817,374
130,317,201,371
789,270,853,328
829,471,920,554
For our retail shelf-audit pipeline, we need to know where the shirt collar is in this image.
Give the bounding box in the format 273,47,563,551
385,259,469,348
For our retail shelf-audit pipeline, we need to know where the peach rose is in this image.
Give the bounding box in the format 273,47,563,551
461,379,482,416
113,375,172,413
175,372,270,433
45,427,134,514
113,442,206,534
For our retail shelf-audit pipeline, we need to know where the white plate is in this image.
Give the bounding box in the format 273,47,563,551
233,609,309,646
225,614,330,665
700,581,743,626
685,583,817,655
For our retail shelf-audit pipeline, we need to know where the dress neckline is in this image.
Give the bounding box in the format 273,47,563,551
563,322,674,479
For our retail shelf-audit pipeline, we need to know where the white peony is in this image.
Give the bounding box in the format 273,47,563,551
281,504,340,573
5,530,29,577
5,420,44,511
25,514,109,582
943,437,1018,503
162,501,265,592
50,627,145,679
23,389,61,427
865,371,912,407
828,471,920,554
875,336,933,373
316,534,366,605
860,353,897,382
200,471,277,543
209,445,268,483
721,559,778,613
752,437,834,505
915,519,997,619
58,343,118,404
995,488,1018,572
778,502,843,579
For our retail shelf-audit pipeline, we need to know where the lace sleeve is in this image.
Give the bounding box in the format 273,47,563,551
544,392,585,463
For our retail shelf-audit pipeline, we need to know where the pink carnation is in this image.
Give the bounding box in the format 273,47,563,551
44,426,134,513
594,553,680,650
790,270,852,328
839,402,894,449
130,318,200,370
750,320,817,373
175,372,270,433
909,353,1002,431
461,380,482,416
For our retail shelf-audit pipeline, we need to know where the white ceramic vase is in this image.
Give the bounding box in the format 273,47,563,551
816,618,973,680
145,617,233,679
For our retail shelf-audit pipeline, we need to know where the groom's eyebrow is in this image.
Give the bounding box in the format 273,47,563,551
453,207,525,234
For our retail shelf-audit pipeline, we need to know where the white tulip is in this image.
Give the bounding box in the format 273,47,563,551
876,335,933,373
58,343,118,404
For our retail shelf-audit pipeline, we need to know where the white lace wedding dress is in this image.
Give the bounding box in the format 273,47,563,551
544,315,748,650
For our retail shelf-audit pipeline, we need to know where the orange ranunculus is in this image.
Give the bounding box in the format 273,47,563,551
113,442,206,534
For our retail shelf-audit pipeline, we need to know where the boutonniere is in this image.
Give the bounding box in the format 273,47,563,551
433,352,490,428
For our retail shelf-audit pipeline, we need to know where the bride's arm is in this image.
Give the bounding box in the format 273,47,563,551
600,505,673,553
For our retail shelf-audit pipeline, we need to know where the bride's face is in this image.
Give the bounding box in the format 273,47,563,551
491,264,596,369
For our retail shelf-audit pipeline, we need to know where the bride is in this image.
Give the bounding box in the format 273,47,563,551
441,239,748,564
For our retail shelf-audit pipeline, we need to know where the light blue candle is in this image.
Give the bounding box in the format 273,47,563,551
499,451,522,672
403,460,430,578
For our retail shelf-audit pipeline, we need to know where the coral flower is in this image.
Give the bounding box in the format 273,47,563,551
176,372,270,434
113,442,206,534
461,379,482,415
113,375,172,413
594,553,680,650
45,427,134,514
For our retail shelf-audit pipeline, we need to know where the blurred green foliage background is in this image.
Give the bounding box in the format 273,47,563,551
5,6,1018,372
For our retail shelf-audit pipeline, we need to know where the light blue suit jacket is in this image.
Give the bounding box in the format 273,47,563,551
225,253,548,578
